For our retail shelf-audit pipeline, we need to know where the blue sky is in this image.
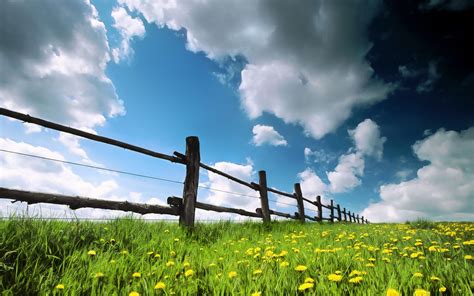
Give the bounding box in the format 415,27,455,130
1,0,473,222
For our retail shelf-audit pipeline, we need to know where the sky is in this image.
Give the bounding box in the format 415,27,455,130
0,0,473,222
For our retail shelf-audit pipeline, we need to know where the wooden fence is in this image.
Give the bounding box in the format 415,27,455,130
0,107,369,228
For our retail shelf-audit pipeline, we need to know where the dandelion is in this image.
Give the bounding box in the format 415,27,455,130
132,272,141,278
413,272,423,278
209,263,217,267
295,265,308,272
166,261,175,267
185,269,194,277
121,250,129,255
154,282,166,290
439,287,447,293
430,276,440,282
147,251,154,256
298,282,314,292
154,254,161,259
304,277,315,283
280,261,289,267
386,289,399,296
349,270,363,277
110,260,116,264
55,284,65,290
94,272,104,278
87,250,96,257
327,274,343,282
251,292,262,296
253,269,262,275
129,292,139,296
349,276,363,284
183,261,191,268
365,263,375,267
465,255,473,260
228,271,237,278
413,289,430,296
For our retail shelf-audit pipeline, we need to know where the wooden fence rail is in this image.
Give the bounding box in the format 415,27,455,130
0,108,370,228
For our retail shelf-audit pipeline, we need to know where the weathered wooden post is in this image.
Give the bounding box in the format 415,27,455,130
361,215,365,224
356,214,360,224
316,195,323,222
352,213,356,223
329,199,334,223
348,210,352,222
336,204,342,222
258,170,271,223
343,207,347,222
180,136,200,229
293,183,305,223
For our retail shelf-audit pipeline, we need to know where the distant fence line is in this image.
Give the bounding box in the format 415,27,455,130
0,107,369,229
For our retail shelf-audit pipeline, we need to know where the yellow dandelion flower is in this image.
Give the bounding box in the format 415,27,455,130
413,272,423,278
413,289,430,296
132,272,141,278
154,254,161,259
253,269,262,275
228,271,237,278
280,261,290,267
365,263,375,267
349,270,363,277
55,284,65,290
170,251,176,257
368,258,376,262
298,282,314,292
439,287,446,293
121,250,129,255
154,282,166,290
166,261,175,267
147,251,154,256
185,269,194,277
94,272,104,278
251,292,262,296
465,255,473,260
110,259,116,264
327,274,343,282
304,277,315,283
129,292,139,296
209,263,217,267
430,276,440,281
87,250,96,256
349,276,363,284
295,265,308,272
386,288,400,296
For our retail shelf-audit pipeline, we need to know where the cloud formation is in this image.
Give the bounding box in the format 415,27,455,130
362,127,474,222
0,0,124,130
111,6,146,62
348,118,386,160
252,124,288,147
120,0,394,139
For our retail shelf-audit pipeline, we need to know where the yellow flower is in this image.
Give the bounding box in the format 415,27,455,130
465,255,473,260
185,269,194,277
94,272,104,278
386,288,399,296
253,269,262,275
166,261,175,267
110,260,116,264
298,282,314,292
365,263,375,267
439,287,447,293
280,261,289,267
154,254,161,259
121,250,129,255
304,277,315,283
209,263,217,267
87,250,96,256
251,292,261,296
154,282,166,290
413,272,423,278
295,265,308,272
413,289,430,296
228,271,237,278
430,276,440,281
132,272,141,278
349,270,363,277
55,284,65,290
129,292,139,296
327,274,343,282
349,276,363,284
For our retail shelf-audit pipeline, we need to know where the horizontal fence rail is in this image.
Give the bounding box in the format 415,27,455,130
0,108,369,228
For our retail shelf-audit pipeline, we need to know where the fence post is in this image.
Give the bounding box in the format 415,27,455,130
336,204,341,222
361,215,365,224
356,214,360,224
316,195,323,222
329,199,334,223
180,136,200,229
352,213,356,223
293,183,305,223
258,170,271,223
343,207,347,222
348,211,352,223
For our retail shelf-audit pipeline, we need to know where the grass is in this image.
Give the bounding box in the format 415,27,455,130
0,218,472,295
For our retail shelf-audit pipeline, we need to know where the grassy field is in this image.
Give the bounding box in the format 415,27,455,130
0,218,472,295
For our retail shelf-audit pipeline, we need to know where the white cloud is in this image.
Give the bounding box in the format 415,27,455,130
416,62,440,93
395,169,413,181
348,118,386,160
398,65,420,78
0,0,125,131
304,147,336,164
252,124,287,147
362,127,474,222
327,152,365,193
121,0,394,139
111,6,146,62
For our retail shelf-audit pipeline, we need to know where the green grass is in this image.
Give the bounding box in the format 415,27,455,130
0,218,472,295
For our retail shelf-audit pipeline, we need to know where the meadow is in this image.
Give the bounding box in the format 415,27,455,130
0,218,472,295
